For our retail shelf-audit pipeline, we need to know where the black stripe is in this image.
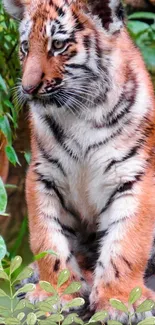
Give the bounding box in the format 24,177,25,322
66,63,98,78
85,126,123,157
66,252,73,263
98,261,104,269
73,12,84,31
54,5,65,17
83,35,91,62
37,140,66,176
105,145,140,173
36,173,65,207
106,100,134,127
61,224,76,236
43,115,79,160
99,173,143,215
44,115,64,144
122,257,132,271
111,260,120,278
53,259,60,272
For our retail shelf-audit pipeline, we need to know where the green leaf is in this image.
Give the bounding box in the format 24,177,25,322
109,299,128,313
48,314,64,322
0,116,12,144
127,21,149,37
5,318,20,325
17,312,25,321
35,311,46,317
62,313,78,325
0,75,7,93
0,288,8,297
63,282,82,295
107,321,123,325
57,269,70,287
45,295,59,305
27,313,37,325
34,250,57,261
39,281,56,293
14,267,33,282
128,12,155,20
136,299,155,313
14,299,27,311
89,311,108,323
14,298,34,311
74,317,84,325
62,298,85,311
14,283,36,297
37,301,53,312
137,317,155,325
0,317,5,324
10,256,22,274
5,145,20,166
0,179,7,214
24,151,31,164
0,269,9,280
128,287,142,304
39,321,57,325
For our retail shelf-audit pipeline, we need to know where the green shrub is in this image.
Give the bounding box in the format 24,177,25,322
0,237,155,325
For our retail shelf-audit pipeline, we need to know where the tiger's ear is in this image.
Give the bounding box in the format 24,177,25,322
88,0,125,33
3,0,24,20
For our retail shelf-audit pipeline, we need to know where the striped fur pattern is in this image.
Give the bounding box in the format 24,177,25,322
3,0,155,322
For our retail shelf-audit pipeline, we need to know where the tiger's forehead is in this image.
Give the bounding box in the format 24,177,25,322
20,0,79,40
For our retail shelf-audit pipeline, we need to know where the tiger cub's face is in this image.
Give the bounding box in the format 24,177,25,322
3,0,125,112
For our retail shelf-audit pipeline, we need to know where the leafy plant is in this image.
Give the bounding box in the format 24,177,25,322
0,237,155,325
127,12,155,73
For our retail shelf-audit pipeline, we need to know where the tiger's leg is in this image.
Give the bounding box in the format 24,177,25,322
90,171,155,323
26,166,88,304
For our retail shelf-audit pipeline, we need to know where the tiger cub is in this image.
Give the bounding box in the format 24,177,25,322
3,0,155,322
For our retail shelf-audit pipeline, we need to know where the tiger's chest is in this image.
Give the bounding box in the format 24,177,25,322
33,108,144,222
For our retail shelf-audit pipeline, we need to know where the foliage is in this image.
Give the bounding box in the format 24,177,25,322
0,1,20,166
127,12,155,73
0,237,155,325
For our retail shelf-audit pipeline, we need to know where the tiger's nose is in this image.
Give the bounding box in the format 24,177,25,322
22,85,39,95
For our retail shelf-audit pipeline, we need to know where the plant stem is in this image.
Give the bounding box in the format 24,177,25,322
9,276,13,316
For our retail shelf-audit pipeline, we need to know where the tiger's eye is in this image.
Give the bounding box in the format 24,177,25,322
53,40,65,50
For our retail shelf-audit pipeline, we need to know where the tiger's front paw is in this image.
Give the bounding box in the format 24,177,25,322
89,285,155,325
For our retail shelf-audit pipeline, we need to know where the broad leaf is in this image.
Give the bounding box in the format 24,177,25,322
27,313,37,325
0,288,8,297
5,145,20,166
89,311,108,323
14,283,35,297
0,116,12,144
48,314,64,322
128,287,142,304
5,318,20,325
14,267,33,282
57,269,70,287
17,312,25,321
62,313,78,325
62,298,85,311
63,282,82,295
34,250,57,261
0,179,7,215
137,317,155,325
39,281,56,293
10,256,22,274
0,270,9,280
136,299,155,313
109,299,128,313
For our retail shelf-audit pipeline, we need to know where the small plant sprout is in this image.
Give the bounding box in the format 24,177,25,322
0,239,155,325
